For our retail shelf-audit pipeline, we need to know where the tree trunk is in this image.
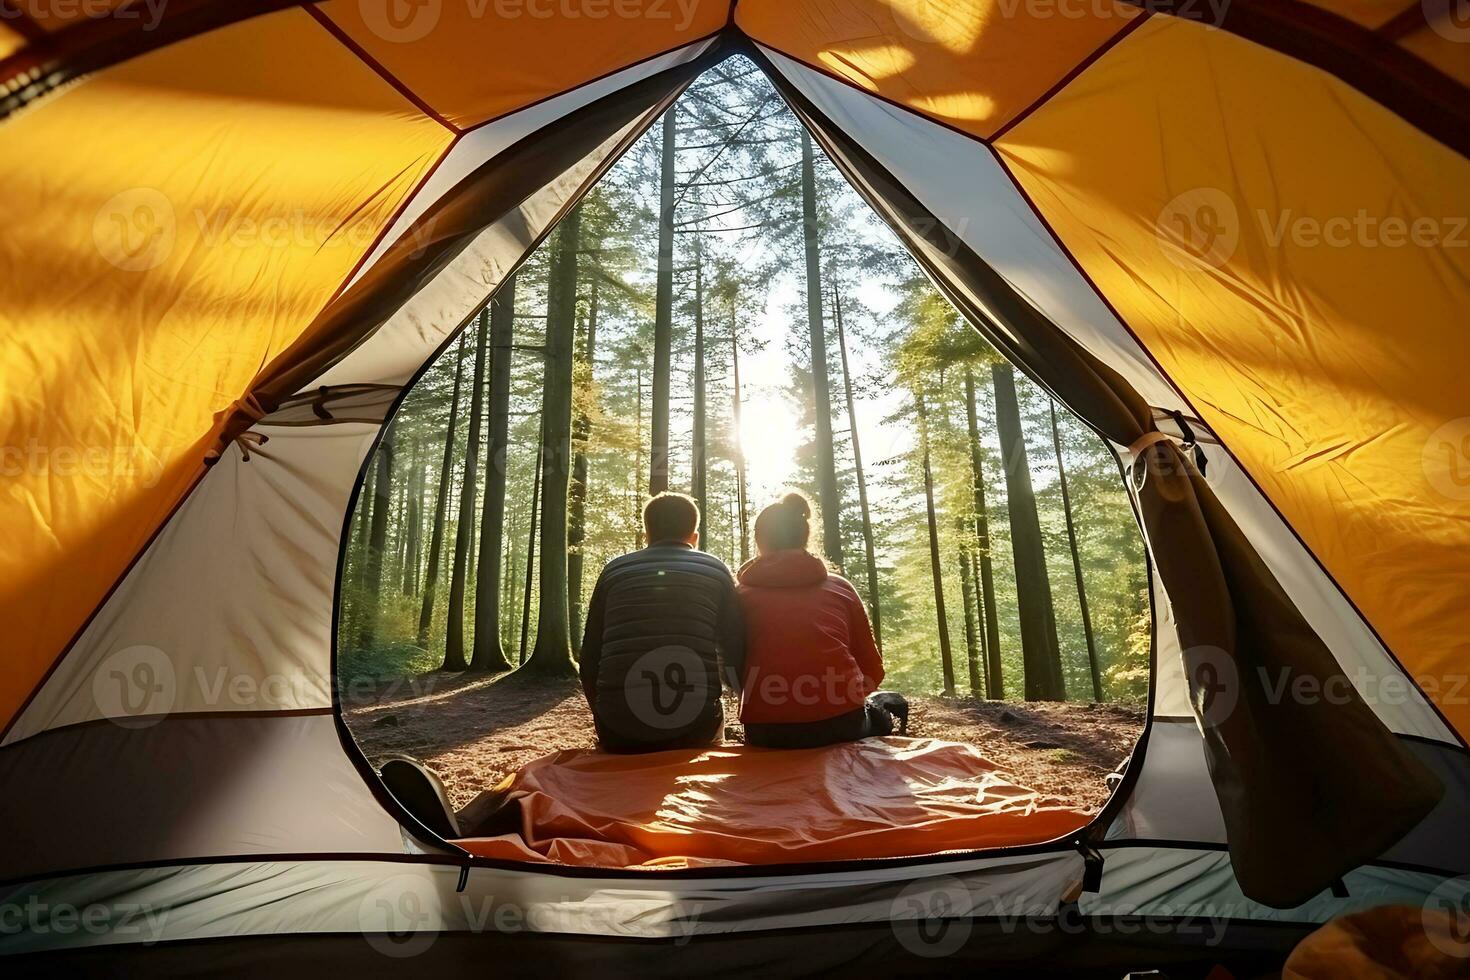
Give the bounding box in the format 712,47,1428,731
357,426,394,651
1050,399,1103,701
401,440,422,596
730,312,750,567
691,239,708,532
970,548,990,696
918,395,956,697
390,462,407,591
800,130,844,569
964,368,1006,699
649,109,676,495
991,363,1065,700
634,363,645,548
417,338,467,649
519,431,542,666
471,276,517,672
444,311,489,671
957,527,983,697
525,210,581,677
833,288,882,650
568,275,598,649
354,458,375,587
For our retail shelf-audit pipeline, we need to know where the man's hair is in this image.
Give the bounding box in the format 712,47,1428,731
643,492,700,543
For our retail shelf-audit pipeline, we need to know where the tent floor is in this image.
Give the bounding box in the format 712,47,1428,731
8,917,1303,978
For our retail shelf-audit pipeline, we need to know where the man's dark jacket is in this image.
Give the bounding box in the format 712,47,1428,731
579,542,744,749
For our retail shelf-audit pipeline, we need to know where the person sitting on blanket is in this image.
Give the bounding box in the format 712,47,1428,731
736,492,907,749
578,492,745,753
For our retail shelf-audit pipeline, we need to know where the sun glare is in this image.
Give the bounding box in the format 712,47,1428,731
737,390,802,501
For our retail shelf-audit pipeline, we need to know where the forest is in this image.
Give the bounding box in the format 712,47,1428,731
337,58,1151,707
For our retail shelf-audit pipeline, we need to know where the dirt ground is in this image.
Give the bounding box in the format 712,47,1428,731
345,671,1144,812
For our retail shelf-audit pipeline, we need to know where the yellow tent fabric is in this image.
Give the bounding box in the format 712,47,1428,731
0,8,451,725
0,0,1465,751
736,0,1141,140
994,15,1470,737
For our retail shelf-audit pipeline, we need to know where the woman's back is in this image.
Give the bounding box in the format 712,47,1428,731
736,549,882,725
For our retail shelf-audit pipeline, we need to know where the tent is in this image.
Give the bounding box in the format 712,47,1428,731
1,0,1467,972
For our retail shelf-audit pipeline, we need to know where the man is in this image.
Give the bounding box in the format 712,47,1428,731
578,492,744,752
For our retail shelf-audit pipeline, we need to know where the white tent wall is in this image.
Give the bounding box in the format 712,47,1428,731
2,419,372,745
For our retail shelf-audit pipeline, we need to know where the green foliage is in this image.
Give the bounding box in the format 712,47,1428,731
336,57,1152,708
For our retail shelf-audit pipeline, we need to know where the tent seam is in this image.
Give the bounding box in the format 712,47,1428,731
301,4,461,135
986,13,1150,144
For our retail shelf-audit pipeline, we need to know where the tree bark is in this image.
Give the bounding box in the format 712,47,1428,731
354,457,375,587
833,288,882,651
401,439,422,596
1050,399,1103,701
801,130,844,569
649,108,676,494
964,368,1006,699
525,209,581,677
444,311,489,671
471,276,516,672
634,363,645,548
957,531,983,697
568,275,598,648
519,430,542,667
730,311,750,567
390,462,407,591
970,547,990,696
357,426,394,651
918,395,956,697
417,338,467,649
690,239,708,533
991,363,1065,700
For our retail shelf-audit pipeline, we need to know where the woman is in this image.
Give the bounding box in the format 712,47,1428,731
736,492,906,748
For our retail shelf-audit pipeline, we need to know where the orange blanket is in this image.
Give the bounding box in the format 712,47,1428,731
457,737,1092,869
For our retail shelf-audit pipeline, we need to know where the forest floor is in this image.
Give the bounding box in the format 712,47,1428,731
345,670,1145,813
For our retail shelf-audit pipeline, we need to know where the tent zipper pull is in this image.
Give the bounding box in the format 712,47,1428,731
456,862,470,893
1077,841,1104,895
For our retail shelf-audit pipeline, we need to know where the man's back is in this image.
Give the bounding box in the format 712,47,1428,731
579,542,743,751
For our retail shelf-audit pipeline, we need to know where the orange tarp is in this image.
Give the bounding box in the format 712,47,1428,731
457,738,1091,869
